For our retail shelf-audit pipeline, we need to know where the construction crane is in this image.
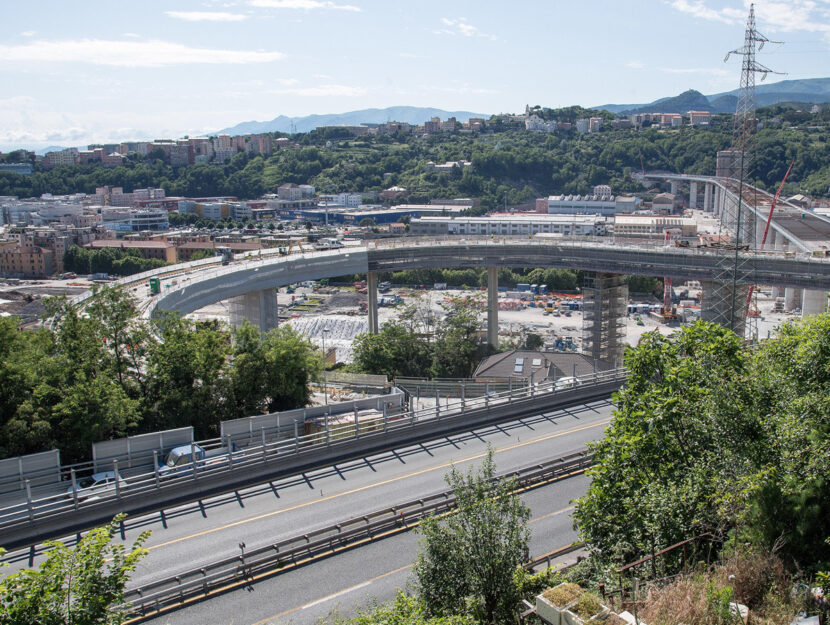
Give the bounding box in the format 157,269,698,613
744,160,795,314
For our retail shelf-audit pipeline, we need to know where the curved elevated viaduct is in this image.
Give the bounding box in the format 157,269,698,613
141,237,830,363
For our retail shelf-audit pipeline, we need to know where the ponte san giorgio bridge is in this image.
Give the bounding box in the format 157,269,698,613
77,236,830,362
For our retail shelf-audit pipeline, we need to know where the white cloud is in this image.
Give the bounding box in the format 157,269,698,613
668,0,830,34
0,39,284,67
658,66,730,76
20,30,36,37
754,0,830,34
419,83,498,95
248,0,360,11
667,0,741,25
270,84,366,96
434,18,497,40
165,11,248,21
627,61,645,69
122,32,140,38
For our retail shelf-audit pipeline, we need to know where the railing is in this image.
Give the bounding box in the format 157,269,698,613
0,368,625,548
119,450,595,619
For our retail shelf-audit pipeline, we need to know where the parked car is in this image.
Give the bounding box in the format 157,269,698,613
66,471,126,501
554,376,580,391
157,444,229,478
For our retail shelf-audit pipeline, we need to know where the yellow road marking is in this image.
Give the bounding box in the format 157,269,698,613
123,485,585,623
248,504,578,625
146,418,608,553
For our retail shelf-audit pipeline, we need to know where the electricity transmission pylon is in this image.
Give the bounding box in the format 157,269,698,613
709,3,782,337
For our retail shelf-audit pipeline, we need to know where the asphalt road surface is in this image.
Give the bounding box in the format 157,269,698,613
140,473,590,625
1,397,613,622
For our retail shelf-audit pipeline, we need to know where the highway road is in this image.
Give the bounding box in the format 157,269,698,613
1,398,612,620
139,473,590,625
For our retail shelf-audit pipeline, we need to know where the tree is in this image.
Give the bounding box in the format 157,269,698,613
358,217,376,227
523,332,544,350
414,449,530,624
228,321,267,418
574,316,830,577
352,306,432,379
431,298,485,379
144,313,231,436
574,322,755,569
0,515,150,625
259,325,322,412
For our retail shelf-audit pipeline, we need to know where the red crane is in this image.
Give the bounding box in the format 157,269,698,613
744,159,794,314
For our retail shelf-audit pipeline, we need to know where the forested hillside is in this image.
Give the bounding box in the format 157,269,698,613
3,105,830,210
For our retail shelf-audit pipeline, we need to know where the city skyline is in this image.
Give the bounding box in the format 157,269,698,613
3,0,830,150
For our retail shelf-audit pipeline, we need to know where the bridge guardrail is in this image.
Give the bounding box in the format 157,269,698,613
0,368,624,548
119,449,594,619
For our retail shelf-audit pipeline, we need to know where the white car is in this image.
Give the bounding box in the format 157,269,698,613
554,376,580,391
66,471,127,501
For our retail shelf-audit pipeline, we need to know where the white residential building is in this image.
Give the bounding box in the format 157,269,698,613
544,194,641,216
410,214,606,237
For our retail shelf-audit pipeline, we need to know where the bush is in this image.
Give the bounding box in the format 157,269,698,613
572,592,603,619
542,583,583,607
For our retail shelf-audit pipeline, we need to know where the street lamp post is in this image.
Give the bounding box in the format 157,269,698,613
322,327,330,405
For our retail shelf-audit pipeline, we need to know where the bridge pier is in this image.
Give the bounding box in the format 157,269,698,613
704,184,713,213
582,272,627,364
670,180,678,196
701,280,749,336
487,266,499,351
784,287,802,312
802,289,827,317
755,215,765,249
775,231,786,251
229,288,279,333
689,182,698,210
367,271,379,334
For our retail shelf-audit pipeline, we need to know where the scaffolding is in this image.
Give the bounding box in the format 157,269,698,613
582,272,627,364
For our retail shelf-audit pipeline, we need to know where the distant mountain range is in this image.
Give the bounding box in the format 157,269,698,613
595,77,830,115
216,106,488,136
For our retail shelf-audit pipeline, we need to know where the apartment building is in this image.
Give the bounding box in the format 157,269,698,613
613,214,697,238
0,243,55,278
410,214,606,237
542,194,641,216
101,208,169,232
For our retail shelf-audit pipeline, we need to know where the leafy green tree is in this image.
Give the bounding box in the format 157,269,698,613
431,298,485,379
144,313,231,436
523,332,544,350
0,515,150,625
228,321,267,417
415,449,530,624
259,325,323,412
352,306,432,378
574,321,758,569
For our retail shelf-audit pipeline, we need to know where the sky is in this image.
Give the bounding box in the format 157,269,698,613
3,0,830,151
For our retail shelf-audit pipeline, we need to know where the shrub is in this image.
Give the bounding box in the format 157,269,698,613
572,592,603,619
542,583,583,607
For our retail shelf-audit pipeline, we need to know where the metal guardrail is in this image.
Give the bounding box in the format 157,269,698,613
119,449,594,619
524,542,585,572
0,368,624,549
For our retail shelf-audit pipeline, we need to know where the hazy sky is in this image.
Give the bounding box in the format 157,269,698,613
3,0,830,150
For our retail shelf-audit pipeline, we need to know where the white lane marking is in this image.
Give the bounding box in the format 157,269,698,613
301,580,372,609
